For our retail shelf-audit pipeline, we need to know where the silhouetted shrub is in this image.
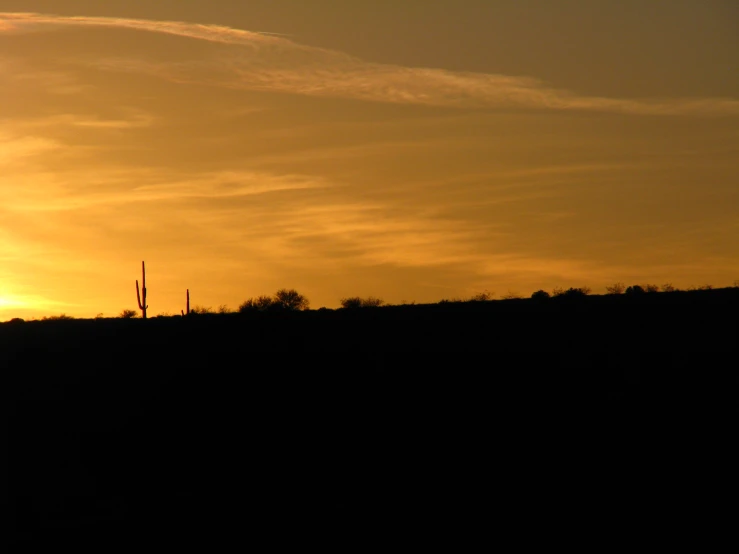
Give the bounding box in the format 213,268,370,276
8,317,24,324
217,305,231,314
190,305,215,315
625,285,645,295
557,287,590,299
606,283,626,295
552,287,566,297
530,290,550,300
501,291,523,300
42,314,74,320
119,309,138,319
340,296,384,308
469,291,494,302
661,283,677,292
340,297,363,309
643,284,660,293
239,295,275,312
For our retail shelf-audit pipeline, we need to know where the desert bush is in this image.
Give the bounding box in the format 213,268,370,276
625,285,645,295
340,297,363,309
606,283,626,295
190,305,215,315
340,296,384,308
556,287,590,299
119,309,138,319
217,304,231,314
240,289,309,312
239,295,275,312
552,287,566,297
43,314,74,320
501,291,523,300
469,291,494,302
643,283,660,293
661,283,677,292
530,290,551,300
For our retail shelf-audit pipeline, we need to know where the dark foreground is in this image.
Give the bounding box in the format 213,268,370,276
3,290,738,545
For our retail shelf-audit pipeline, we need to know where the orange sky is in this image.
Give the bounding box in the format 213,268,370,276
1,1,738,319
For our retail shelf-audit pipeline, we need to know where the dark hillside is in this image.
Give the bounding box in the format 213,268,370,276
4,288,738,545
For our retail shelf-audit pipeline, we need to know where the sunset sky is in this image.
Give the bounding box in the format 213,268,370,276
1,1,738,319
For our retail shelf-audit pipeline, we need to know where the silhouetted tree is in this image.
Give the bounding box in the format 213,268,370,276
274,289,310,311
625,285,645,295
119,309,138,319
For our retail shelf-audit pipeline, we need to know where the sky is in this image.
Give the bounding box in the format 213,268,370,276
0,1,738,319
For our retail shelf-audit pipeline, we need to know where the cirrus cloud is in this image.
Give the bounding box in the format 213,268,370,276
1,12,738,116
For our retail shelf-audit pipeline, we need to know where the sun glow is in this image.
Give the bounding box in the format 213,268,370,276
0,295,24,308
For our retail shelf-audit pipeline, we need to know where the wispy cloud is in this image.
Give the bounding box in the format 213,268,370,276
0,165,329,212
2,12,738,116
0,57,89,94
0,133,61,165
2,110,155,131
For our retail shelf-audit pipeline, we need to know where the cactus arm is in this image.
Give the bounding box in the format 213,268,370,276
136,280,143,309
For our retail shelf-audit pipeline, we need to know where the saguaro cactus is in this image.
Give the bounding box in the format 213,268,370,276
182,289,190,317
136,261,148,319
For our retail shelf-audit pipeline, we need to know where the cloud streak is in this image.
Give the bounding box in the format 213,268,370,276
2,12,738,116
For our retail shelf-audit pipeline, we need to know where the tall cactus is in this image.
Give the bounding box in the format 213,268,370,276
182,289,190,317
136,261,148,319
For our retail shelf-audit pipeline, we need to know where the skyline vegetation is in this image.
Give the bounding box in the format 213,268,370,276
3,279,736,323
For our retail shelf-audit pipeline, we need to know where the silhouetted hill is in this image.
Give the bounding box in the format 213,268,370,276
4,288,738,545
